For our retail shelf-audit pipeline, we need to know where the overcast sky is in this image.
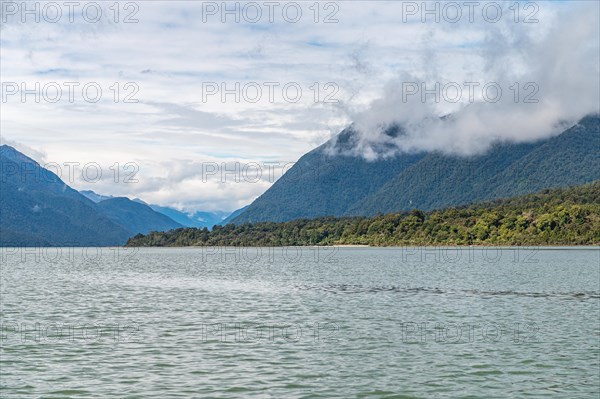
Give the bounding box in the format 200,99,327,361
1,0,598,213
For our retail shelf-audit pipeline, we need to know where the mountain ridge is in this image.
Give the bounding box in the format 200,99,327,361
0,145,131,246
0,146,181,246
231,115,600,224
88,191,230,229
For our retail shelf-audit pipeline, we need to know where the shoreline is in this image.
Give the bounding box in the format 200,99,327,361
4,244,598,249
123,244,600,249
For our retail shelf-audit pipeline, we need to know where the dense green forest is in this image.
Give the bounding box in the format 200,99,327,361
126,182,600,247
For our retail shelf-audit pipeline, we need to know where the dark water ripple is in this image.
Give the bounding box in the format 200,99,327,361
293,283,600,299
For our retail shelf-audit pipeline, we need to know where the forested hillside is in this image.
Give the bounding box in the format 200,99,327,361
232,115,600,223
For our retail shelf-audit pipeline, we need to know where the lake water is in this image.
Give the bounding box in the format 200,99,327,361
1,247,599,398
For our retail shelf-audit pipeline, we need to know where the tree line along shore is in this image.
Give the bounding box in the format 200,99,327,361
126,182,600,247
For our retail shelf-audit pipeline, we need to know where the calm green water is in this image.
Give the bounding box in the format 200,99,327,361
1,247,599,398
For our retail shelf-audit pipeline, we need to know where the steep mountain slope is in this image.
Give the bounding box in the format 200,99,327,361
0,145,130,246
219,206,249,225
97,198,182,235
232,115,600,224
85,190,228,229
0,146,182,245
353,115,600,215
231,127,425,223
489,115,600,196
346,141,538,215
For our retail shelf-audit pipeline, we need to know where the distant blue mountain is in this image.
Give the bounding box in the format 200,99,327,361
187,210,230,228
88,191,230,229
142,203,223,229
0,146,181,246
97,198,182,235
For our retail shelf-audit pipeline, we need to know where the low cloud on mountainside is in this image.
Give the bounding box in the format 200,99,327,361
345,2,600,159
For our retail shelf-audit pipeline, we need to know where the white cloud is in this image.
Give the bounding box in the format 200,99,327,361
1,1,597,210
346,1,600,157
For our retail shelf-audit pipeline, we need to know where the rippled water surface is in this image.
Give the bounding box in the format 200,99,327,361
1,247,599,398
